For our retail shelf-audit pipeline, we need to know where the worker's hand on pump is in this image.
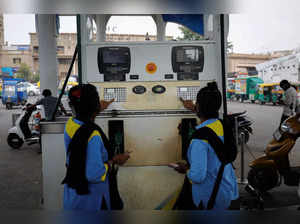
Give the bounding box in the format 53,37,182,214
112,150,132,166
100,98,115,111
179,97,196,112
171,162,189,174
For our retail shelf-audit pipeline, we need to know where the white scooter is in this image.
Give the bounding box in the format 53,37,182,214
7,104,44,149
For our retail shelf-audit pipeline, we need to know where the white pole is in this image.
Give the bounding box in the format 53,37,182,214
152,15,166,41
36,14,58,96
96,15,111,42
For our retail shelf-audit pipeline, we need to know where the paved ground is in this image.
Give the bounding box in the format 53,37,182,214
0,97,42,209
0,98,299,210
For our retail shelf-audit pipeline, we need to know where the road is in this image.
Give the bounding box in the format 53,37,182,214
0,98,299,209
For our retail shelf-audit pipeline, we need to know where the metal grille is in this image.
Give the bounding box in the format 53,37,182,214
177,86,201,101
104,88,127,102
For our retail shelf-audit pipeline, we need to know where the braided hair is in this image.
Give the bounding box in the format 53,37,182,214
68,84,100,121
196,81,222,119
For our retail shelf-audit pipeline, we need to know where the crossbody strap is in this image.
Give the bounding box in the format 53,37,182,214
206,163,225,210
192,126,227,209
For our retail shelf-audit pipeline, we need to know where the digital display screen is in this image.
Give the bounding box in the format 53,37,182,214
171,46,204,74
176,48,200,63
98,47,131,80
102,49,129,64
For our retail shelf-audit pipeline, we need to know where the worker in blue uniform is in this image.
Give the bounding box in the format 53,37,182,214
173,82,239,209
62,84,130,211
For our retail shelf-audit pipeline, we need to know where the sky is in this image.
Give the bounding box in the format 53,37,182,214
3,13,300,54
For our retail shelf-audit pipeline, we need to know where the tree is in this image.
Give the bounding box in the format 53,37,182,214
15,63,33,81
31,71,40,83
177,26,204,41
227,41,234,53
177,26,234,53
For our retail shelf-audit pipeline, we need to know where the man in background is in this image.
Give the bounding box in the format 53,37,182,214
33,89,68,121
279,80,298,125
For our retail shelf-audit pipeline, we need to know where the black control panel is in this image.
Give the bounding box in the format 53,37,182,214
164,74,174,79
130,75,139,80
177,73,199,81
133,85,147,94
98,47,131,82
171,46,204,81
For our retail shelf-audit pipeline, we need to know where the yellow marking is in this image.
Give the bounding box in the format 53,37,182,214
88,130,101,142
66,118,101,141
192,120,223,144
101,163,109,182
65,118,81,138
161,187,182,210
206,120,224,137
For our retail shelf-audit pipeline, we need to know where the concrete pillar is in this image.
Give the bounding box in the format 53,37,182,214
95,15,111,42
210,15,228,115
152,15,166,41
36,14,58,96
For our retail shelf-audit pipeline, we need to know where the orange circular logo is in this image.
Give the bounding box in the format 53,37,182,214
146,62,157,74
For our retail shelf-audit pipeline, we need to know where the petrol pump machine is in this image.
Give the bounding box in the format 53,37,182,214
80,15,222,165
39,14,227,210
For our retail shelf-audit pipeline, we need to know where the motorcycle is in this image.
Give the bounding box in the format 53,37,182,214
245,113,300,209
7,104,43,149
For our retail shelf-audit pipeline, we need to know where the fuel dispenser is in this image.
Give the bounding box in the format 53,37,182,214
80,15,220,165
40,14,228,209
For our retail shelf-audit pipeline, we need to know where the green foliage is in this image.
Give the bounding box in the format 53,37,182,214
15,63,39,82
15,73,25,79
177,26,204,41
15,63,32,81
31,71,40,82
227,41,234,53
177,26,234,53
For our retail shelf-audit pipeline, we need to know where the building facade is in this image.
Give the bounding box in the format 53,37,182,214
30,33,78,80
227,53,282,77
0,45,33,77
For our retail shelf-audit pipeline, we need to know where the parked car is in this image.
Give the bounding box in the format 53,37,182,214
24,82,40,96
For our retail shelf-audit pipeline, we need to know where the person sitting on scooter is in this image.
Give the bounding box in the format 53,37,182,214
279,80,298,125
172,82,239,210
27,89,68,121
30,89,114,121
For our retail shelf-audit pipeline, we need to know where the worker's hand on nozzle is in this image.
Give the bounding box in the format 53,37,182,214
112,151,131,166
180,97,196,112
174,162,189,174
100,99,115,111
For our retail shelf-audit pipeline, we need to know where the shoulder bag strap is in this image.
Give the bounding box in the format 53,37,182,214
192,126,227,210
